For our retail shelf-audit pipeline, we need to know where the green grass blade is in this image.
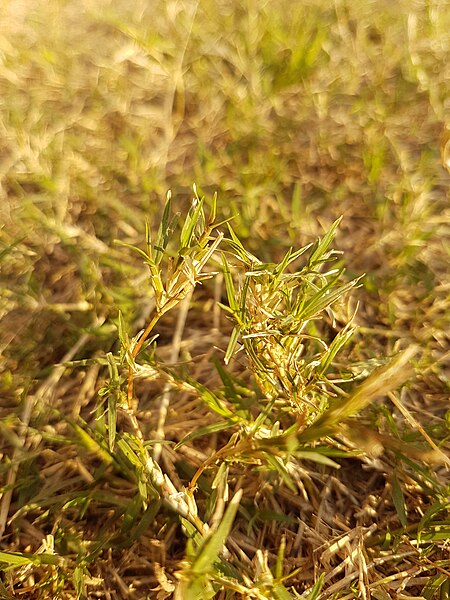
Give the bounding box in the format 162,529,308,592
304,574,325,600
422,574,449,600
154,191,173,265
191,489,243,575
185,378,239,421
180,197,205,252
105,352,119,452
273,583,295,600
174,421,235,449
391,472,408,528
224,326,241,365
221,252,238,312
0,551,63,568
307,217,342,267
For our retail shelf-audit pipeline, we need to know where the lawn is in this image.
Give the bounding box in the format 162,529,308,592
0,0,449,598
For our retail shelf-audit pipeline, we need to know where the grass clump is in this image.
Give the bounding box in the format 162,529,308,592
42,192,439,599
112,197,449,599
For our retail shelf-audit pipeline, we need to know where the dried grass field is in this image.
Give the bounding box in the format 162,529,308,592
0,1,449,598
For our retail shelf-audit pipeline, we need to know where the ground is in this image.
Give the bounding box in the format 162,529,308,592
0,1,449,598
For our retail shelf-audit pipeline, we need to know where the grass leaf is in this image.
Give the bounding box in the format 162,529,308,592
191,489,243,575
391,472,408,528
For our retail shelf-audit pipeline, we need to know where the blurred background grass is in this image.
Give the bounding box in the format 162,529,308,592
1,0,448,366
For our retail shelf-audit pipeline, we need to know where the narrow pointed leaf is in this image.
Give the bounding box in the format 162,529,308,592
191,489,243,575
175,421,235,449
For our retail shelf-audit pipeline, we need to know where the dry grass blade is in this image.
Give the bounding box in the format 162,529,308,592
299,345,420,443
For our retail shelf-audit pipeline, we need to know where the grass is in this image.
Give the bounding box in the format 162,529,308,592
0,0,449,598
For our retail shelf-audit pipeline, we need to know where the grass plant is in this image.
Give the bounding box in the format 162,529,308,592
0,1,449,598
